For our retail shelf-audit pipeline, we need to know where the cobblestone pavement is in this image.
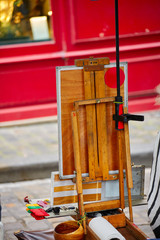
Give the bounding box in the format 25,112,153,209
129,110,160,156
0,122,58,168
0,110,159,171
0,178,155,240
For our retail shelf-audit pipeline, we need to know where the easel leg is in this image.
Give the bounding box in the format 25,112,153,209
124,123,133,222
123,107,133,222
118,130,125,210
71,111,87,234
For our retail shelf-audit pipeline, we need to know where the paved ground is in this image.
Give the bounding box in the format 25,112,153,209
0,121,59,182
0,109,159,239
0,122,58,168
0,178,155,239
0,110,159,183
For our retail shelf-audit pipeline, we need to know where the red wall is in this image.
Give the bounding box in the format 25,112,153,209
0,0,160,122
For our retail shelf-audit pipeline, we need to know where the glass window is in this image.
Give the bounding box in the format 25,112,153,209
0,0,53,45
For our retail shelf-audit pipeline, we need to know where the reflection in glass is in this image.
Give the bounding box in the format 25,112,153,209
0,0,53,45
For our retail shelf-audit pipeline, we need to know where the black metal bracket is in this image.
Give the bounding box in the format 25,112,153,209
113,113,144,123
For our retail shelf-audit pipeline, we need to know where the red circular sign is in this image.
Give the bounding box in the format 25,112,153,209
104,67,125,88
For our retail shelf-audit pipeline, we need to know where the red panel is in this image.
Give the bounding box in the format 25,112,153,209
128,60,160,93
71,0,160,42
128,97,160,113
0,62,57,108
0,103,57,123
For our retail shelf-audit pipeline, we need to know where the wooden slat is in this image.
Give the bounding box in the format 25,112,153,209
83,182,102,189
54,182,102,192
71,111,83,194
84,194,101,203
81,175,118,182
61,69,88,176
117,130,125,210
84,199,121,213
123,107,133,221
125,218,148,240
104,67,126,172
127,188,133,222
95,70,109,180
54,195,78,205
71,110,87,233
54,185,76,192
87,211,126,229
124,108,133,189
103,212,126,228
84,70,98,180
75,57,110,67
74,97,115,110
54,194,101,206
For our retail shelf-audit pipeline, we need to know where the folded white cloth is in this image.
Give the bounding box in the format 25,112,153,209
89,217,125,240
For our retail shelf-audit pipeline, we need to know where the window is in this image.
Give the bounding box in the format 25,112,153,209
0,0,53,45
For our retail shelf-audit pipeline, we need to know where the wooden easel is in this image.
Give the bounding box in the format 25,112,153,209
56,57,147,239
70,57,145,239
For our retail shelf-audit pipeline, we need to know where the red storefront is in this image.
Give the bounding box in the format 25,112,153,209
0,0,160,123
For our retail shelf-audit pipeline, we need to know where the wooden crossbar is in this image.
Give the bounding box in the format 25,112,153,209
84,200,121,213
74,97,115,110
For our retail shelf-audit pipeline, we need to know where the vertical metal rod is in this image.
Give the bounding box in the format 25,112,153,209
115,0,120,98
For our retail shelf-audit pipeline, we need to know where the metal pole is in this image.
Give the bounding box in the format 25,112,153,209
115,0,121,99
114,0,123,130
